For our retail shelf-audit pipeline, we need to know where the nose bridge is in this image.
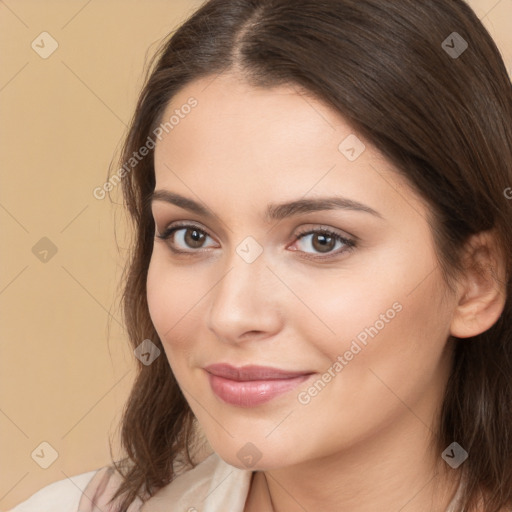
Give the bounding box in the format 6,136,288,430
217,233,270,299
206,243,281,340
213,246,270,312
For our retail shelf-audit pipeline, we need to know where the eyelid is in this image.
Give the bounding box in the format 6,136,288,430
155,221,219,253
294,223,356,241
289,226,356,259
156,221,357,258
157,220,214,238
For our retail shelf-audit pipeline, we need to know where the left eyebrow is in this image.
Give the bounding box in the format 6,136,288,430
150,190,383,221
265,196,384,221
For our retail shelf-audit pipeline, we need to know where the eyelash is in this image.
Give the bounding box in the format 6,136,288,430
155,222,356,260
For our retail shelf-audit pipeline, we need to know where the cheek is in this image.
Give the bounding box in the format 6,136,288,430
289,265,452,453
146,255,175,335
284,262,407,361
311,267,451,417
295,240,450,379
146,252,205,357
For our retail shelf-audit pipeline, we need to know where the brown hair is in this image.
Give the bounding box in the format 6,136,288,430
106,0,512,510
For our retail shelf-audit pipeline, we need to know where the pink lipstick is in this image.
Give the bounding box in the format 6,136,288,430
204,363,313,407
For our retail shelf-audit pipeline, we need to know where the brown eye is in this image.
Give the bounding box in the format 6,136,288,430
156,224,217,252
183,228,207,248
311,233,337,253
293,228,355,257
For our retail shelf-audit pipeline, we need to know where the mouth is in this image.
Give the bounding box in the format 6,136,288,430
204,363,315,407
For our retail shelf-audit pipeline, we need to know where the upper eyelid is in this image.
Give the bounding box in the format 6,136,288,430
157,221,353,239
157,223,219,248
160,227,355,262
159,221,216,238
158,223,355,253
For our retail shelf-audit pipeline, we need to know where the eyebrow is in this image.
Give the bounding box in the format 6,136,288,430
150,190,383,221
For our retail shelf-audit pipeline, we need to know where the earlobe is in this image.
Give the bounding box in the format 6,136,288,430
449,230,507,339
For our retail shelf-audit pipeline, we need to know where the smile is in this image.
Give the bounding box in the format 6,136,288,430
204,364,315,407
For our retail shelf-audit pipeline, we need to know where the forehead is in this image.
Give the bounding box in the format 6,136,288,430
151,73,425,221
157,74,353,175
156,73,354,160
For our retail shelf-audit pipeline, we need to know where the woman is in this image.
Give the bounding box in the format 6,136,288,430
11,0,512,510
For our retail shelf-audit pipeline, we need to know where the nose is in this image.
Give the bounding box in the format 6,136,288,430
206,251,283,345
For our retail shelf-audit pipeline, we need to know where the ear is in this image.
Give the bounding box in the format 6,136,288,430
450,229,507,339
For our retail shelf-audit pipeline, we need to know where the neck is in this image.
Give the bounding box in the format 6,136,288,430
247,408,462,512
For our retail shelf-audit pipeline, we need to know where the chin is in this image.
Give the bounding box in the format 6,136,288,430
211,443,294,472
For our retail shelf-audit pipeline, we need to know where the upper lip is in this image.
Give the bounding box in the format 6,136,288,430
204,363,313,381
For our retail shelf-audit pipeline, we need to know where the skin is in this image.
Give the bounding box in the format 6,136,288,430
146,72,506,511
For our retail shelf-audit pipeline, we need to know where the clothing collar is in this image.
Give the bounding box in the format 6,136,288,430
141,452,252,512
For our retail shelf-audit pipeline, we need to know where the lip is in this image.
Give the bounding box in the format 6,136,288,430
204,363,312,381
204,363,314,407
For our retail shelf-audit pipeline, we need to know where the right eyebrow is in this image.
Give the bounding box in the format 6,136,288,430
150,189,384,221
151,190,213,218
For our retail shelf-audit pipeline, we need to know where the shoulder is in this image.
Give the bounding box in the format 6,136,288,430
10,454,253,512
144,452,253,511
8,469,99,511
8,465,143,512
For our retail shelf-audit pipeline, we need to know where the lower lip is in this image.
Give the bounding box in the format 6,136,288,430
207,371,313,407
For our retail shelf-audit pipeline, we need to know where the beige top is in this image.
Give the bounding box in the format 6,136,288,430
10,452,465,511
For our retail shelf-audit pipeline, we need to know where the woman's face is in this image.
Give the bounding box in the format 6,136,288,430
147,72,456,470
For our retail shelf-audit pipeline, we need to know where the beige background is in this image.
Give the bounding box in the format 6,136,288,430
0,0,510,509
